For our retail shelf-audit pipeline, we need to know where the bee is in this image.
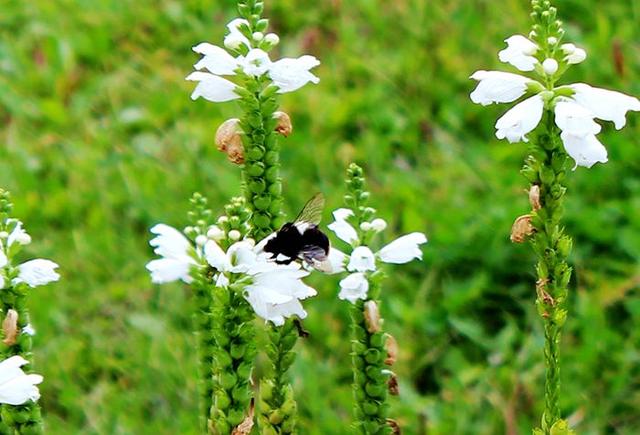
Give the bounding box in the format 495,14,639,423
261,193,330,268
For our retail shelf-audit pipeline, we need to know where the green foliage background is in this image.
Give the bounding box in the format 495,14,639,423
1,0,640,433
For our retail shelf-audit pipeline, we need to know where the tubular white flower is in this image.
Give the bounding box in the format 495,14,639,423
378,232,428,264
560,132,608,169
495,95,544,143
338,272,369,304
7,222,30,247
561,43,587,64
498,35,539,71
321,248,347,274
15,259,60,288
470,71,532,105
570,83,640,130
147,224,195,284
239,49,272,77
192,43,239,75
327,209,358,246
348,246,376,272
554,100,601,137
22,324,36,336
186,72,239,103
0,356,42,405
225,18,251,49
268,55,320,93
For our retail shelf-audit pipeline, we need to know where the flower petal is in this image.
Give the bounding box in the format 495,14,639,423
327,219,358,246
378,232,427,264
15,259,60,288
0,356,29,386
347,246,376,272
498,35,539,72
0,251,7,269
239,49,272,77
560,132,608,169
7,221,30,247
146,258,193,284
495,94,544,143
186,72,239,102
314,247,347,274
192,43,239,75
149,224,191,260
570,83,640,130
470,70,532,105
204,240,231,272
338,273,369,304
554,100,601,137
268,55,320,93
0,373,42,405
225,18,251,49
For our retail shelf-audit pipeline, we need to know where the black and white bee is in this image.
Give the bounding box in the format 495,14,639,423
260,193,330,269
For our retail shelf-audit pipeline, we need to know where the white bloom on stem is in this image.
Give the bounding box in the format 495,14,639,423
570,83,640,130
7,222,31,247
554,100,601,137
561,43,587,65
22,324,36,336
0,251,7,268
0,356,42,405
378,233,428,264
560,132,608,169
338,272,369,303
498,35,539,72
193,43,239,76
495,95,544,143
268,55,320,93
348,246,376,272
470,71,533,105
224,18,251,49
542,58,559,75
146,224,196,284
186,72,239,103
327,208,358,245
15,260,60,288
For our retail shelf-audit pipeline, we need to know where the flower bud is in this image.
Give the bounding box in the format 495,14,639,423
273,111,292,137
228,230,241,241
510,214,534,243
371,218,387,232
195,235,208,246
252,31,264,41
2,309,18,346
387,419,401,434
207,225,225,241
542,58,559,75
217,216,229,225
360,222,372,231
224,34,245,51
215,118,245,165
264,33,279,46
547,36,557,45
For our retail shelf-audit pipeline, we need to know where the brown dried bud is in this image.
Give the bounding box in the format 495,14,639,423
388,371,399,396
232,398,255,435
536,279,555,306
273,111,292,137
386,419,402,434
2,309,18,346
363,300,381,333
529,185,541,211
384,333,398,366
215,118,244,164
510,214,534,243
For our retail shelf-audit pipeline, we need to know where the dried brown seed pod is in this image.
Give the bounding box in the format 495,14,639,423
529,185,541,211
2,309,18,346
384,333,398,366
273,111,292,137
364,300,381,333
386,419,402,434
510,214,534,243
231,398,255,435
215,118,245,164
388,371,400,396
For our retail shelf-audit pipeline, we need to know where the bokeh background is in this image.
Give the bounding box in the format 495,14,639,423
1,0,640,433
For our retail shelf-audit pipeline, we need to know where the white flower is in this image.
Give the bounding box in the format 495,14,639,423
498,35,539,72
495,95,544,143
0,356,42,405
193,43,239,75
186,72,239,103
570,83,640,130
239,49,272,77
268,55,320,93
561,43,587,65
224,18,251,49
265,33,280,45
327,208,358,245
542,58,559,75
22,324,36,336
7,222,31,247
470,71,532,105
560,132,608,169
338,272,369,303
348,246,376,272
370,218,387,232
378,232,428,264
15,260,60,288
0,251,7,268
554,100,601,137
146,224,196,284
204,239,256,274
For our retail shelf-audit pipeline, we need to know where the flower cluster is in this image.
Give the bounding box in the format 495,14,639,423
0,356,42,406
186,18,320,103
327,209,427,302
471,34,640,169
146,223,316,325
0,220,60,290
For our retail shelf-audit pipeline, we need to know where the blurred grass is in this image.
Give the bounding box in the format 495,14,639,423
1,0,640,433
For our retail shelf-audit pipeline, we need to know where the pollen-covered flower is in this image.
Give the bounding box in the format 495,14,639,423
186,18,320,103
0,356,42,405
327,208,427,303
470,34,640,169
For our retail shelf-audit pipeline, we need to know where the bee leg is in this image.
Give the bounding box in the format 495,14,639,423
293,318,310,338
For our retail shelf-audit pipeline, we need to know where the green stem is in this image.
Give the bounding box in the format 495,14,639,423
523,112,572,433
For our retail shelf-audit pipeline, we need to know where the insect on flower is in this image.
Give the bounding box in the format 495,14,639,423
260,193,331,270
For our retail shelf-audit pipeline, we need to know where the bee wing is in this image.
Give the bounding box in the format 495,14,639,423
294,193,325,225
300,245,327,263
